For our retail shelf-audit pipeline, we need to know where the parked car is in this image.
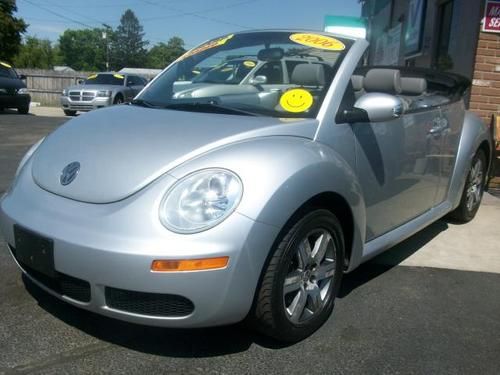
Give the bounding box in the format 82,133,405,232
0,30,493,342
60,72,147,116
0,61,30,114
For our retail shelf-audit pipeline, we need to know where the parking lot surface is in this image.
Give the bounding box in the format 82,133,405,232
1,111,499,374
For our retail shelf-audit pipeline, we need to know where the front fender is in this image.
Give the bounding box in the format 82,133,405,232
168,136,366,270
449,111,492,209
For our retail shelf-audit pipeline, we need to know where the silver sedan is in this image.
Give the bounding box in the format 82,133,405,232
0,30,492,342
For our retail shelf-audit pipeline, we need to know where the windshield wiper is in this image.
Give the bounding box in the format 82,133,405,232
162,102,259,116
130,98,161,108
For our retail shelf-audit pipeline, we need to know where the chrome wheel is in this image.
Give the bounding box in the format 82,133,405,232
466,158,483,212
283,229,336,324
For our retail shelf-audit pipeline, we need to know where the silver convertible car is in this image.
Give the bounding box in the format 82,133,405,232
0,30,493,342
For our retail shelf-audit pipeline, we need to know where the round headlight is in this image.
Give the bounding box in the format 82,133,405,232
160,169,243,233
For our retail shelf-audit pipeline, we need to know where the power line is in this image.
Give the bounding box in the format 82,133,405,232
20,0,95,29
137,0,252,29
141,0,258,22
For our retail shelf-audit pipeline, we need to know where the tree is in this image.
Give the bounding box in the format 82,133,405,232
0,0,27,62
13,36,56,69
111,9,148,69
58,28,108,71
146,37,185,69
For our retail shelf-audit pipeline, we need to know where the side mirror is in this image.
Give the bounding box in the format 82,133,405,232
77,79,84,85
19,74,27,80
249,75,267,85
342,93,404,123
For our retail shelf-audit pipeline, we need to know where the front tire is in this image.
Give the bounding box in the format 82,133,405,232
448,149,487,222
113,95,123,105
252,209,344,342
17,105,29,114
64,110,77,116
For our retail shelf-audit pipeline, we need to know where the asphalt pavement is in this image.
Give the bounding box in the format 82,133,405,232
0,110,499,375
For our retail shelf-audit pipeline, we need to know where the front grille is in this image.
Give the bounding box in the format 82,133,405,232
68,90,96,102
105,287,194,317
10,245,91,303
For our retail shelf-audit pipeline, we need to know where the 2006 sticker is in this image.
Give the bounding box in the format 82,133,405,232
289,33,345,51
243,60,256,68
280,89,313,113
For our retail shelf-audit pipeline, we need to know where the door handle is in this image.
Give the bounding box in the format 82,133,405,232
428,118,449,135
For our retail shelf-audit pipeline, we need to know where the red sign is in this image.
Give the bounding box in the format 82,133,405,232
483,0,500,33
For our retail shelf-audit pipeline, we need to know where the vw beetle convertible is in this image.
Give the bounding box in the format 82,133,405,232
0,30,493,342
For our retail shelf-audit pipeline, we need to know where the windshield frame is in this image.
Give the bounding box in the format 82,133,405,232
136,30,355,119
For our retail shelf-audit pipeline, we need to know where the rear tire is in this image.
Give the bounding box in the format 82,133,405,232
113,95,123,105
448,149,487,222
64,110,77,116
252,209,344,342
17,105,29,114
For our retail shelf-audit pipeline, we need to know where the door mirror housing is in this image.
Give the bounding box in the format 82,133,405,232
249,75,267,85
342,93,404,123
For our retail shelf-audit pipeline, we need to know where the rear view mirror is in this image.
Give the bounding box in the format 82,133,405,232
249,75,267,85
257,47,284,61
342,93,404,123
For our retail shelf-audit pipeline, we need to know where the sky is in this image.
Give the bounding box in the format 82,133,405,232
16,0,361,49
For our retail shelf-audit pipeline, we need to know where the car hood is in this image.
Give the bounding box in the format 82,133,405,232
65,84,122,91
0,76,26,90
31,105,318,203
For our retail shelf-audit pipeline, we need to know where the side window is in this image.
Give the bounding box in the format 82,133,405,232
254,62,283,84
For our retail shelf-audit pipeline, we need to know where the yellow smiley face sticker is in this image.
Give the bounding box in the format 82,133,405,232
280,89,313,113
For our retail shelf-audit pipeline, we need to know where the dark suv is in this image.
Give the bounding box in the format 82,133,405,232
0,62,30,114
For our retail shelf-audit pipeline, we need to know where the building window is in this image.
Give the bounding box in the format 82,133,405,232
434,0,454,70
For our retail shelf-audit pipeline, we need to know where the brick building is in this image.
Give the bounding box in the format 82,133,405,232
361,0,500,125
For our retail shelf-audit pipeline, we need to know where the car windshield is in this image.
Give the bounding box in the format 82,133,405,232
85,74,125,85
136,31,352,118
192,58,258,84
0,63,17,79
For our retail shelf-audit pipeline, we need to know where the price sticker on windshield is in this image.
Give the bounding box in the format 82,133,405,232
114,74,124,79
1,62,12,68
289,33,345,51
87,74,97,79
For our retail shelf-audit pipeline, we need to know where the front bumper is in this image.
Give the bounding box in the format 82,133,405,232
0,162,279,327
0,94,30,109
60,96,112,112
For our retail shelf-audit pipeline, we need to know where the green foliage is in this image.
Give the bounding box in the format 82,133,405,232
146,37,185,69
58,28,109,71
0,0,27,62
13,36,57,69
111,9,148,69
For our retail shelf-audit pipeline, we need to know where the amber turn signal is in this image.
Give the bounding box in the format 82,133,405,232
151,256,229,272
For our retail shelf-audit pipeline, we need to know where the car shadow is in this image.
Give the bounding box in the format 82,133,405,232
22,218,449,357
339,218,449,298
23,275,289,357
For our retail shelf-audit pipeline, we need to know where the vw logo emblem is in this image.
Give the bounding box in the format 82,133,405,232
60,162,80,186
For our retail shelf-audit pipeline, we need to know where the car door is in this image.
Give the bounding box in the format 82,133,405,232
351,103,443,240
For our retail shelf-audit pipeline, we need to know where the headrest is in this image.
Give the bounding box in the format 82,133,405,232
401,77,427,95
351,75,364,91
291,64,325,86
364,68,402,94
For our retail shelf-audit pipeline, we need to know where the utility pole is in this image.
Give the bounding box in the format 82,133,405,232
102,24,111,71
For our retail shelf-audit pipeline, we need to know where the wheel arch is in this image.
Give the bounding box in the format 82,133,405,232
449,111,493,209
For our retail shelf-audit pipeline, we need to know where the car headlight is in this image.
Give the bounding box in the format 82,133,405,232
17,88,29,94
61,89,68,96
3,137,45,198
159,169,243,233
97,90,112,97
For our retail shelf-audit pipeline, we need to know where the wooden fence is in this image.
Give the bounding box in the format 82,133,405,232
17,69,93,107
